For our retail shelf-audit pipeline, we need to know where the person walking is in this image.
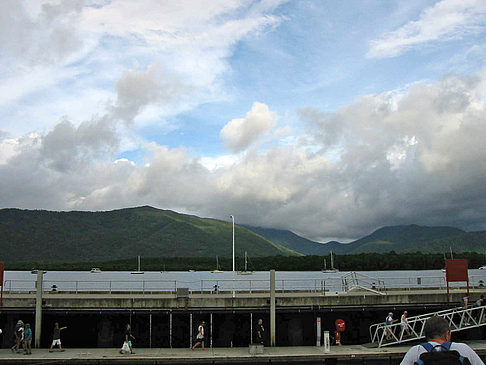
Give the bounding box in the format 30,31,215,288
120,323,135,354
255,318,265,345
11,320,24,353
23,323,32,355
400,316,484,365
191,321,206,350
49,322,67,352
385,312,394,341
400,311,411,337
475,295,485,322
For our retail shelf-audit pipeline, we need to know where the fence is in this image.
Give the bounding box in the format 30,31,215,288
3,273,486,294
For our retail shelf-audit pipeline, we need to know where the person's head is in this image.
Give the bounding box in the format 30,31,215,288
403,311,408,316
258,318,263,324
25,323,30,329
424,316,450,341
54,322,59,328
388,312,393,317
126,323,131,329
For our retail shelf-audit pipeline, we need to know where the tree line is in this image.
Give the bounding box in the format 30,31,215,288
4,252,485,271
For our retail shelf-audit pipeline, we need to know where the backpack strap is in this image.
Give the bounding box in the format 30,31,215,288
441,342,452,350
414,343,434,363
417,342,469,365
420,342,435,352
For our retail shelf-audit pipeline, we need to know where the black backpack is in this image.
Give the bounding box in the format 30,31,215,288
414,342,471,365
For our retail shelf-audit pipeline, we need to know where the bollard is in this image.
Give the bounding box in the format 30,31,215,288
316,317,321,346
323,331,330,352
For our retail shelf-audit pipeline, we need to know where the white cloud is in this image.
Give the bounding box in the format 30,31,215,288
0,0,84,66
2,1,486,241
367,0,486,58
2,69,486,240
0,0,287,137
220,102,278,152
0,137,21,164
113,63,191,123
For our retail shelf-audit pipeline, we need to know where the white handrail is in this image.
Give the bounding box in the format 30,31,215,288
2,273,486,293
370,305,486,347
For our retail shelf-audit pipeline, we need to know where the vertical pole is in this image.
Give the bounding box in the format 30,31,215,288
34,271,43,348
169,312,173,348
316,317,321,346
0,262,4,306
231,215,235,272
210,313,213,348
270,269,276,346
149,312,152,348
231,215,235,297
190,313,193,349
250,312,253,344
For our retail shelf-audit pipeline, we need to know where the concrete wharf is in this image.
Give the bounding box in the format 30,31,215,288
1,342,486,364
2,270,485,354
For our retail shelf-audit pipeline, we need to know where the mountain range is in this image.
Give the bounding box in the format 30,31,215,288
0,206,485,263
245,224,486,255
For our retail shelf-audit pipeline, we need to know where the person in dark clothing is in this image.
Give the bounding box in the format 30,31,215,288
120,323,135,354
49,322,67,352
255,319,264,344
11,320,24,353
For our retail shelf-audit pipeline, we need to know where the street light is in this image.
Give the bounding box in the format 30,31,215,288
230,215,235,272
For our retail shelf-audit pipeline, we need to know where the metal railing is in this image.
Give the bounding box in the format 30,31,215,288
370,305,486,347
2,273,486,294
341,272,386,295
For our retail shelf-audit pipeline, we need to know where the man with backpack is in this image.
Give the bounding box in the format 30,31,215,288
400,316,483,365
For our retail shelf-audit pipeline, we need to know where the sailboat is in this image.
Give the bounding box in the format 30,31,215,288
131,256,144,274
238,252,253,275
211,256,224,273
322,251,339,273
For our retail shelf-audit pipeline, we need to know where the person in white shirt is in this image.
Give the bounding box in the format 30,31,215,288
385,312,394,340
191,321,206,351
400,311,411,337
400,316,484,365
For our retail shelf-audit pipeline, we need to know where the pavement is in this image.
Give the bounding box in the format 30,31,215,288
1,342,485,364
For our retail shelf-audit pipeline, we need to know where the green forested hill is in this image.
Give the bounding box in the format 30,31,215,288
1,207,485,265
0,206,298,262
242,225,330,255
403,230,486,253
248,224,486,255
346,224,467,253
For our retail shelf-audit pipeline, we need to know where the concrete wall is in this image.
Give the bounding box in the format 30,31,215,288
0,289,471,310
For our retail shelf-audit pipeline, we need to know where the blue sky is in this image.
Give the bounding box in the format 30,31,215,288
1,0,486,242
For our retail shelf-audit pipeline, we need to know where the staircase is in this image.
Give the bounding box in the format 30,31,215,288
370,305,486,347
341,272,386,295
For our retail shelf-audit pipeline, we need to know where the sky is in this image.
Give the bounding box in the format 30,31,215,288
1,0,486,243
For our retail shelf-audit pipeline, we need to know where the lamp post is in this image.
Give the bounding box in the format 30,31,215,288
230,215,235,272
230,215,235,297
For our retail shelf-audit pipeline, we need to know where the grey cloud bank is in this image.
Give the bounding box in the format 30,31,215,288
1,70,485,242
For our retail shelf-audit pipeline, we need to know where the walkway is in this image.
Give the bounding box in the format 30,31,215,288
370,304,486,347
2,343,486,364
